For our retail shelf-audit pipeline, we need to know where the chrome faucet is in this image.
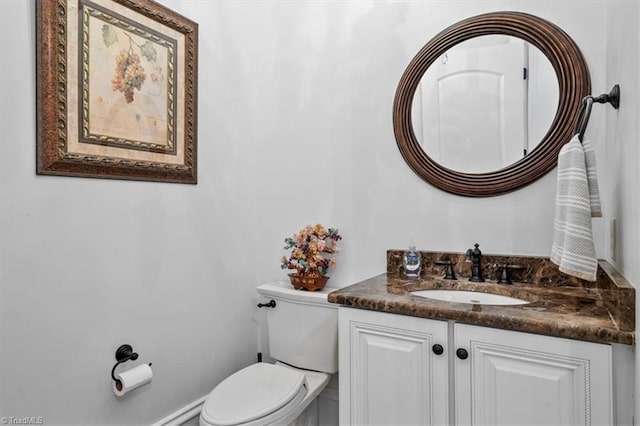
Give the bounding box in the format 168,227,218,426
465,243,485,282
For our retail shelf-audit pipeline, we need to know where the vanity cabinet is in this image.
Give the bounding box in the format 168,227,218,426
339,307,614,426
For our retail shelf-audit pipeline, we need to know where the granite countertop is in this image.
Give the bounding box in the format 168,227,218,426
328,252,636,346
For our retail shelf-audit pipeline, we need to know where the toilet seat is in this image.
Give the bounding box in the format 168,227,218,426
200,363,308,426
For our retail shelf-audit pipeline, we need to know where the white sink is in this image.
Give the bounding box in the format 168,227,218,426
411,290,530,306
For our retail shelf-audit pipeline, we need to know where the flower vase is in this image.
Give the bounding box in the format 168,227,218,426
289,274,329,291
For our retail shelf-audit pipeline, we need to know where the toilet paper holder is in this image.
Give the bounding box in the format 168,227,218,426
111,344,151,382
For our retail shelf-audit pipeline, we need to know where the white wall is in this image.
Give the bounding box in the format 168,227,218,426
162,0,609,290
1,1,631,425
603,2,640,421
1,1,259,425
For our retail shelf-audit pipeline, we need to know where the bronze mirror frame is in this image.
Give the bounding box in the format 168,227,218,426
393,11,590,197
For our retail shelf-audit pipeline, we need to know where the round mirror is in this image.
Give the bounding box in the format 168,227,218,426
394,12,590,196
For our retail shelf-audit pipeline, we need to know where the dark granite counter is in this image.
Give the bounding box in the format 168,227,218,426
328,253,635,346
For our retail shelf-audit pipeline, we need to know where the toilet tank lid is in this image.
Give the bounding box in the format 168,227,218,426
256,282,337,307
201,363,306,425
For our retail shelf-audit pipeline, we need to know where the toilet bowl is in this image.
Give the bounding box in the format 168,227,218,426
200,282,338,426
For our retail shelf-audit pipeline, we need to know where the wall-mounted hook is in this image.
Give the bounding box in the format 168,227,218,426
574,84,621,141
591,84,620,109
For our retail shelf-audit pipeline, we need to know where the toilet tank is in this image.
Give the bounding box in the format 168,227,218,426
257,282,338,374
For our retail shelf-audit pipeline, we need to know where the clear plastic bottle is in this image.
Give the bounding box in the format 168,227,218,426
403,246,422,278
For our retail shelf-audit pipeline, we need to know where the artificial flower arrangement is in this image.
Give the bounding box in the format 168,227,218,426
280,224,342,290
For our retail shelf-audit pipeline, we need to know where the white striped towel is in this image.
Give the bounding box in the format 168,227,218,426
583,138,602,217
551,135,601,281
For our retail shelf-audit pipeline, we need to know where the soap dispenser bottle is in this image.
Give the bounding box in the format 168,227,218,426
403,246,422,278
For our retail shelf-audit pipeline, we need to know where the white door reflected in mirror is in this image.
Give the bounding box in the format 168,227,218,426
411,35,559,174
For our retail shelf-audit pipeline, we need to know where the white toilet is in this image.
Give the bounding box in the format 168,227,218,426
199,282,339,426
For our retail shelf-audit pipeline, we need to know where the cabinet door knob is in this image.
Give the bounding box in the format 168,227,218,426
456,348,469,360
432,344,444,355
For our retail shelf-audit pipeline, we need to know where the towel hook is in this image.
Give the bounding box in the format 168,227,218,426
574,84,620,142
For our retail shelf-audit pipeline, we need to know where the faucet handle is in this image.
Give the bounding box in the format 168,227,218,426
496,264,525,284
434,260,457,280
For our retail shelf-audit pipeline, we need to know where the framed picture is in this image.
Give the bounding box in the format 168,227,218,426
36,0,198,183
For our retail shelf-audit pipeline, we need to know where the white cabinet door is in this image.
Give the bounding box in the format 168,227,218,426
454,323,613,426
339,307,449,425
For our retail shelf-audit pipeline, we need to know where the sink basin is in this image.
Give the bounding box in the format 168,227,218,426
411,290,530,306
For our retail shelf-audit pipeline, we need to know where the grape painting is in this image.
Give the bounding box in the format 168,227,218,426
102,24,163,104
82,5,174,150
112,50,145,103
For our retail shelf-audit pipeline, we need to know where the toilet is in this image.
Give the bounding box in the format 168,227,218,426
199,282,339,426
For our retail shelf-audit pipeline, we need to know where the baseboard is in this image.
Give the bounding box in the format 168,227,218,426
151,395,207,426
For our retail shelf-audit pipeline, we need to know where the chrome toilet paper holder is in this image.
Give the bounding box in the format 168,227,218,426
111,344,151,382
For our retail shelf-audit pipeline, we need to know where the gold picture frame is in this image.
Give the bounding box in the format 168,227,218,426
36,0,198,183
